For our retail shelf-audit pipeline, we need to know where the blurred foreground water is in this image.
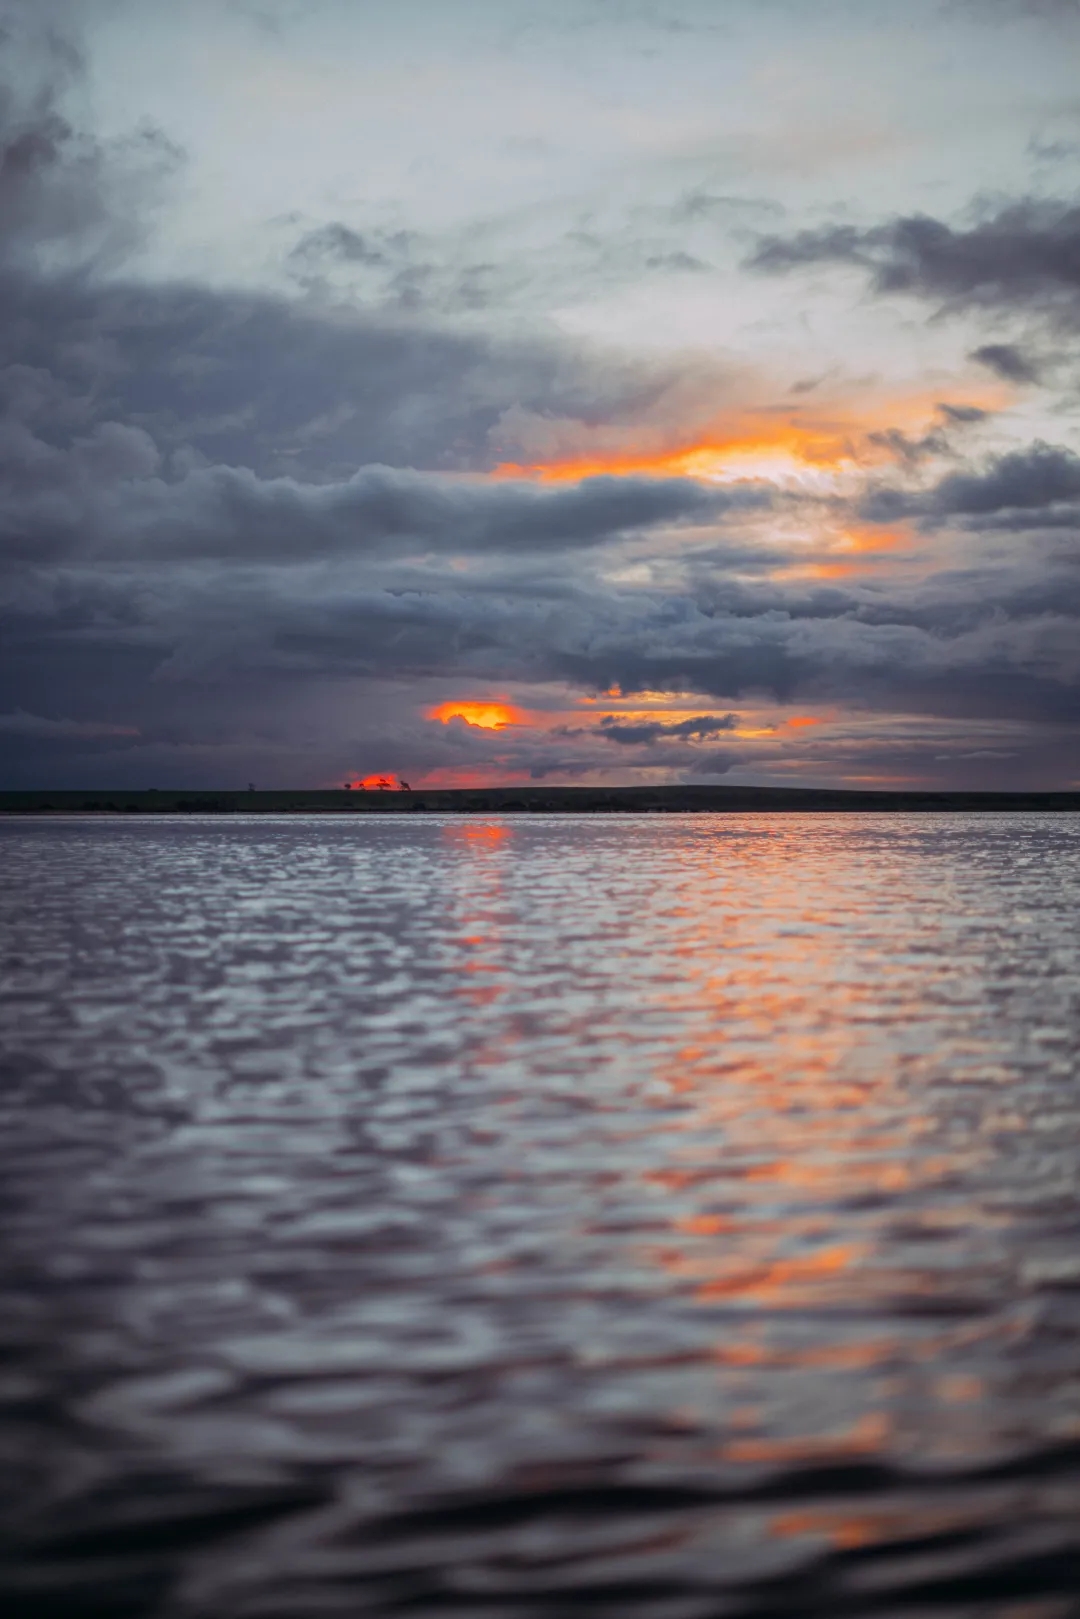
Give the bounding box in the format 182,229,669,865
1,813,1079,1618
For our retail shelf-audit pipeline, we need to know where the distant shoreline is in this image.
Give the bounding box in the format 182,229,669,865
3,786,1080,815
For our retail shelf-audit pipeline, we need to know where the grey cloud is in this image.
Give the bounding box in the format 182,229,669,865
0,12,180,276
2,6,1080,791
671,189,783,222
0,452,771,568
866,426,950,466
552,603,1080,728
5,522,1080,790
936,403,989,424
748,199,1080,327
970,343,1043,383
288,222,401,268
0,709,138,739
932,443,1080,514
286,196,725,320
953,0,1080,20
596,712,739,744
1029,136,1080,163
0,268,737,485
643,251,710,273
0,18,748,494
861,441,1080,524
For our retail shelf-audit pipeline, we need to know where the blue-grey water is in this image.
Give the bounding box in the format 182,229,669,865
1,813,1079,1619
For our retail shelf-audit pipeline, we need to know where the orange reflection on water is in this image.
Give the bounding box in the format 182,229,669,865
712,1336,898,1372
443,822,511,847
724,1409,891,1465
649,1237,866,1307
428,814,1022,1493
769,1500,994,1553
444,821,516,1020
597,818,1000,1440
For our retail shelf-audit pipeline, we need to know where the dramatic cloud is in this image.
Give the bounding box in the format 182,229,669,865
1,450,774,569
2,0,1080,791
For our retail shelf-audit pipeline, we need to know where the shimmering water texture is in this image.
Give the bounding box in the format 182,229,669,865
2,815,1080,1619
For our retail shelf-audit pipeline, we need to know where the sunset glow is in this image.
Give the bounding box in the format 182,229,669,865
8,10,1080,1610
6,0,1077,797
427,701,526,730
490,389,1005,490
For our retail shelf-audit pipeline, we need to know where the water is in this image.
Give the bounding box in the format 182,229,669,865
1,813,1079,1619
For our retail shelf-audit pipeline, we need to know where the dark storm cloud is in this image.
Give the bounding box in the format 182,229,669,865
2,9,1080,789
0,269,717,483
5,513,1080,788
0,8,792,786
0,455,770,568
0,20,772,574
546,578,1080,727
0,709,137,740
748,199,1080,327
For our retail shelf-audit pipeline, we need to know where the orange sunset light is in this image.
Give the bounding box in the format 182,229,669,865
428,700,526,729
493,427,849,487
490,385,1006,489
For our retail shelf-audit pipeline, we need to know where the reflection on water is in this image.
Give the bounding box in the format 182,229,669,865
1,813,1079,1617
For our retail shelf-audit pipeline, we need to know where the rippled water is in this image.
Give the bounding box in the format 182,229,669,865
1,813,1079,1618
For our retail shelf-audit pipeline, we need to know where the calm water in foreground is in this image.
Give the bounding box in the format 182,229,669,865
1,813,1079,1619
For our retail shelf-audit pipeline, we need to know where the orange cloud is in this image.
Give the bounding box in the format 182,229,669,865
493,420,850,485
427,700,526,729
490,384,1006,489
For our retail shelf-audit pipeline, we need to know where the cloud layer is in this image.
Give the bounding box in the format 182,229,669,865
2,2,1080,790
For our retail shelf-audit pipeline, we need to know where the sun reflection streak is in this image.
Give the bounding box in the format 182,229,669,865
548,821,1005,1472
427,815,1037,1510
443,821,515,1020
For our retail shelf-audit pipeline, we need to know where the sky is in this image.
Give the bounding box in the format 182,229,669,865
2,0,1080,791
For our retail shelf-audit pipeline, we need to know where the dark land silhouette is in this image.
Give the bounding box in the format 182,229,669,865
3,786,1080,814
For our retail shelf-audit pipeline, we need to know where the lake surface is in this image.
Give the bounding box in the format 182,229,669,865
1,813,1079,1618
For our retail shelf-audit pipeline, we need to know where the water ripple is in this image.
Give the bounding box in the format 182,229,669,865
1,813,1079,1616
